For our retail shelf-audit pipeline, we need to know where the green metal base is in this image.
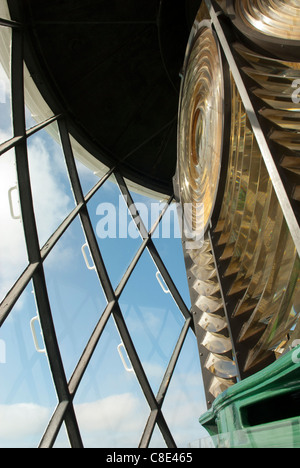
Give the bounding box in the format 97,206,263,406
199,347,300,448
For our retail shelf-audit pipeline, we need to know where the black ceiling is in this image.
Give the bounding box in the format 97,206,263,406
9,0,200,194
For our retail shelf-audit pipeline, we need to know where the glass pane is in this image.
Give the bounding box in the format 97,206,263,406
119,249,185,396
0,147,28,302
73,315,150,448
161,329,207,448
0,1,11,20
87,175,143,290
149,424,168,448
70,134,108,196
127,187,163,234
75,156,100,196
53,422,71,448
27,122,75,247
0,26,12,141
0,282,58,448
152,202,191,308
191,420,300,449
24,62,54,130
43,216,107,380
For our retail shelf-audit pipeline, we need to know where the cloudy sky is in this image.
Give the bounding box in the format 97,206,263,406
0,37,208,448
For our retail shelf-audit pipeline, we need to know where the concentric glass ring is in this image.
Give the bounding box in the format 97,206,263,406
178,26,224,236
235,0,300,41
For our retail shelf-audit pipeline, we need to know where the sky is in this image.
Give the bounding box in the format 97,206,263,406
0,32,209,448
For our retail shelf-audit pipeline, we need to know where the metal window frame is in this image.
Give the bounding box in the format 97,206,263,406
0,15,196,449
3,0,298,447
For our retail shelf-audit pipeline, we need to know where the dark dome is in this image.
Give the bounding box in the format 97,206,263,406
8,0,200,194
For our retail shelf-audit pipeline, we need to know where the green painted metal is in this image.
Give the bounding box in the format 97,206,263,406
199,347,300,448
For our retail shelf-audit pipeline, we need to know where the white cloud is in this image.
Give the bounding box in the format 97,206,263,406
161,372,208,447
0,147,28,302
27,135,73,248
0,403,50,442
0,62,10,104
75,393,139,432
75,157,99,190
74,392,149,448
0,393,145,447
0,131,76,302
0,377,207,448
142,361,165,382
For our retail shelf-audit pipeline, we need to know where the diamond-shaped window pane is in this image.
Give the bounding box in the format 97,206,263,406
151,202,191,308
27,122,75,248
0,282,57,448
87,175,143,290
0,147,28,302
119,248,186,396
73,315,150,448
0,26,12,140
161,329,207,448
43,215,107,380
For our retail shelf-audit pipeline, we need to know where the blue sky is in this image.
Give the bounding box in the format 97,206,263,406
0,39,208,448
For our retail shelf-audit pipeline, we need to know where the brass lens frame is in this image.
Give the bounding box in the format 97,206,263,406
226,0,300,60
177,23,225,236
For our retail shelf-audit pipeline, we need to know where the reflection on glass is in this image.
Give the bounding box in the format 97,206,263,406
0,282,57,448
152,202,191,308
234,42,300,73
87,175,143,290
254,88,300,112
214,66,300,369
185,234,235,396
236,0,300,40
244,255,300,371
205,353,237,380
0,26,12,140
233,44,300,212
73,316,149,448
24,62,54,130
161,330,207,448
243,67,300,94
192,419,300,448
238,221,296,340
43,216,107,380
120,250,185,396
70,134,108,196
232,188,283,312
193,278,220,296
218,108,249,250
0,1,11,20
0,147,28,302
74,156,100,196
199,312,227,333
195,295,223,314
202,331,232,354
178,26,224,234
53,423,71,448
288,303,300,346
127,187,170,237
27,122,75,247
223,143,264,279
148,424,168,448
209,376,236,399
191,262,216,281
